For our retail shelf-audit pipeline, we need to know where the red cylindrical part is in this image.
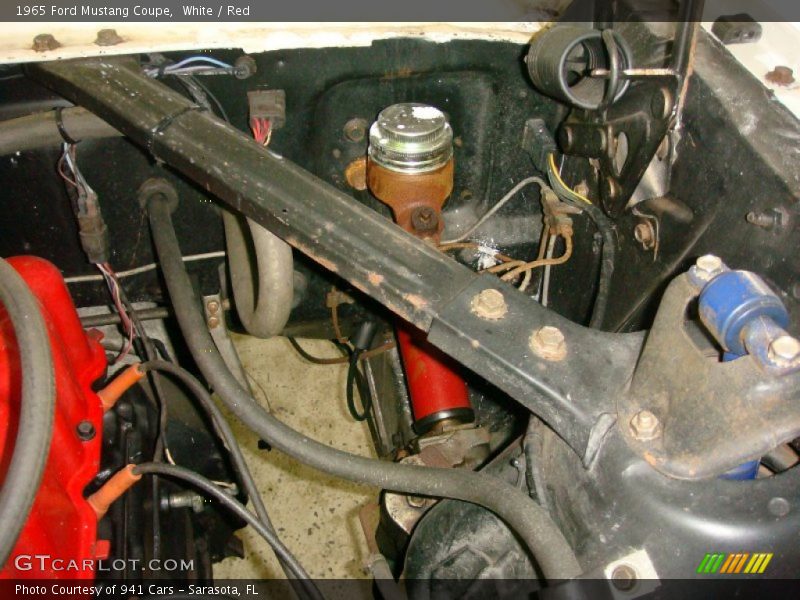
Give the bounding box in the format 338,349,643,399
396,324,473,433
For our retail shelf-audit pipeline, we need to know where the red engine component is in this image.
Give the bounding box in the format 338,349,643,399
0,256,107,579
396,324,473,433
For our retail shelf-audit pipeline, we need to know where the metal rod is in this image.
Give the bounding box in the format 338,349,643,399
81,307,170,327
672,0,705,76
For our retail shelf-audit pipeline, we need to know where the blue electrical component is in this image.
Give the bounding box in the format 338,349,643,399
720,459,760,480
696,267,792,481
698,270,789,356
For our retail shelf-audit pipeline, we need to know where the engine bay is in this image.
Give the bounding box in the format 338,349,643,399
0,5,798,599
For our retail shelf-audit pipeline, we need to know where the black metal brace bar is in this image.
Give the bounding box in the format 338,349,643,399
29,57,642,458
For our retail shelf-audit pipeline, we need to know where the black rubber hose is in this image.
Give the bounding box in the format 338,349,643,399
0,107,120,156
146,197,582,580
581,202,615,330
345,350,371,422
0,258,56,565
132,463,322,600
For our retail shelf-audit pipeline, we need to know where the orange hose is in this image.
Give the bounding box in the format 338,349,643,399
86,464,141,520
97,363,145,412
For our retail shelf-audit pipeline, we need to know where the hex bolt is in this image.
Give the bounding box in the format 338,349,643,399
32,33,60,52
693,254,724,282
76,420,96,442
529,326,567,361
207,315,220,329
768,335,800,364
630,410,660,441
206,299,221,314
233,55,257,80
410,206,439,233
470,289,508,321
343,118,369,143
95,29,123,46
611,564,638,591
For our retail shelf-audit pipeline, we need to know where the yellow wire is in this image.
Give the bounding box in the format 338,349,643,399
548,154,593,205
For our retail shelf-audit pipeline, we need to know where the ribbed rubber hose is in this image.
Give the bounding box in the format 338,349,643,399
147,198,582,580
223,211,294,338
0,259,55,565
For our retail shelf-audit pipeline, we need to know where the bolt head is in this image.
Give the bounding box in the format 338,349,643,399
206,300,221,314
207,315,220,329
343,118,368,143
411,206,439,233
95,28,123,46
32,33,60,52
768,335,800,364
695,254,722,275
529,326,566,361
630,410,660,441
611,564,638,591
76,420,96,441
470,289,507,320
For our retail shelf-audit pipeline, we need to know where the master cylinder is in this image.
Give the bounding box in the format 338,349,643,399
367,103,474,433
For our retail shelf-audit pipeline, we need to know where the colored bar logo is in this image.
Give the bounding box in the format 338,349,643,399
697,552,773,574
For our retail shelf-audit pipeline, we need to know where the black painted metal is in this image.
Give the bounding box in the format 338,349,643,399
28,56,636,460
622,274,800,478
27,54,800,477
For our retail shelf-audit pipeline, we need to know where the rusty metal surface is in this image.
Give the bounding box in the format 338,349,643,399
29,57,800,478
622,274,800,480
366,157,454,239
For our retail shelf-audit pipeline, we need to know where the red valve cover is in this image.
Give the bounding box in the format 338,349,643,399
0,257,107,579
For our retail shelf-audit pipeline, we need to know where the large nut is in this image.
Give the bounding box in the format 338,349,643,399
768,335,800,364
529,326,566,361
695,255,723,278
470,289,507,320
630,410,660,441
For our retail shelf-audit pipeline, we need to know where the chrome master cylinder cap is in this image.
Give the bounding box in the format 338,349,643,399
368,103,453,173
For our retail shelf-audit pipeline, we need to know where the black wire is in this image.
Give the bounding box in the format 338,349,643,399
113,278,168,559
188,75,230,123
345,350,372,421
132,463,323,600
139,359,305,590
547,158,615,329
287,336,341,364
